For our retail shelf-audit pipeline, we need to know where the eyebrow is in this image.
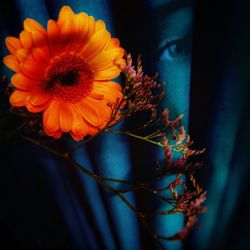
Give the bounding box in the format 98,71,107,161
155,0,193,17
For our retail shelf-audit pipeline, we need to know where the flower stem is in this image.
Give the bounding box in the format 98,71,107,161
105,130,164,147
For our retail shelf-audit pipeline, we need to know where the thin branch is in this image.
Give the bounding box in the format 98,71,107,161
17,133,167,250
105,130,164,147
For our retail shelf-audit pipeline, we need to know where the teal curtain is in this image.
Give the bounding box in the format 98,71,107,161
0,0,249,250
187,1,250,249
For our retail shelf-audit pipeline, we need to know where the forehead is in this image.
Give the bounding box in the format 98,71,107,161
150,0,178,8
150,0,193,9
150,0,193,19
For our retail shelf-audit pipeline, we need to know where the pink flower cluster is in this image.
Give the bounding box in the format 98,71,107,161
123,54,164,120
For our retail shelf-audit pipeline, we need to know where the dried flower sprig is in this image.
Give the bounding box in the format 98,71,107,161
121,54,164,120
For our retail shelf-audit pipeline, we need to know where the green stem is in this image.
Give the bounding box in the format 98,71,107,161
146,130,162,139
106,130,164,147
143,209,178,217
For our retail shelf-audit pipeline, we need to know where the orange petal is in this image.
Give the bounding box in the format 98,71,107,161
93,83,123,103
71,105,88,138
95,20,106,32
20,31,33,49
32,30,45,47
87,124,99,135
3,55,20,72
30,91,51,106
75,15,95,53
57,6,75,27
24,18,46,34
16,48,33,62
47,19,61,56
52,130,62,139
107,38,120,50
94,66,121,81
5,37,22,54
43,101,60,132
11,73,42,91
85,16,95,42
70,132,84,141
89,92,104,100
33,47,50,64
26,99,50,113
89,48,124,71
9,90,29,106
76,101,102,127
94,81,122,91
75,12,88,34
59,103,73,132
85,97,111,122
79,29,110,60
20,60,46,80
115,58,126,70
44,128,62,139
57,6,76,52
58,19,75,52
32,30,51,59
73,13,89,52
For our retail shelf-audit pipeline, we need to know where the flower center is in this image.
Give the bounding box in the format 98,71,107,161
45,53,94,103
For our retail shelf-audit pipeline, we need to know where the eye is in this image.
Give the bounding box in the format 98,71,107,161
158,32,192,61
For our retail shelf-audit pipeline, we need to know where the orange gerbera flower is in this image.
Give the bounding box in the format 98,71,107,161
3,6,125,141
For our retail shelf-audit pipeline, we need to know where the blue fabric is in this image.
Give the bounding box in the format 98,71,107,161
186,1,250,249
1,0,250,250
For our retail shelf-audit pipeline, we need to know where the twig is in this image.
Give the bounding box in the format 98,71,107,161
17,133,167,250
105,130,164,147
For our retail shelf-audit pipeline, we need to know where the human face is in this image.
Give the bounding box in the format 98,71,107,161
151,0,193,127
149,2,194,249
